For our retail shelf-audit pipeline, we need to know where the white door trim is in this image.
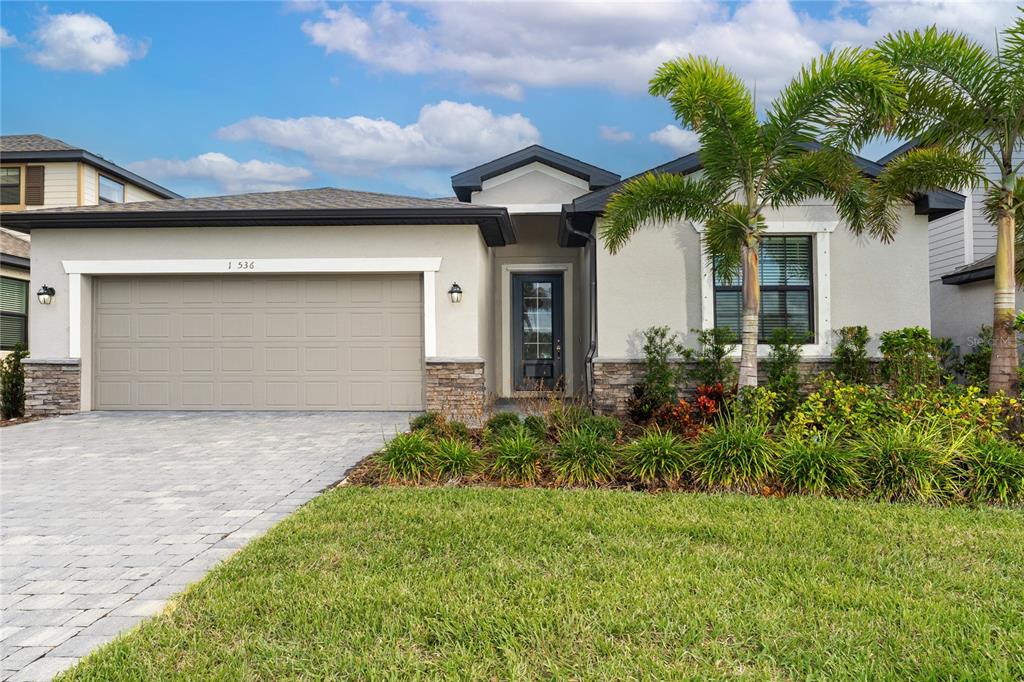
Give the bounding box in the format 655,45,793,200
500,262,574,396
61,257,442,359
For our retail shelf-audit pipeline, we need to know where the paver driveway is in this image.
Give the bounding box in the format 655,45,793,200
0,411,411,681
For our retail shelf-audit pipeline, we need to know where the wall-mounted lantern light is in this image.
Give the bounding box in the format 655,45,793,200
36,285,55,305
447,282,463,303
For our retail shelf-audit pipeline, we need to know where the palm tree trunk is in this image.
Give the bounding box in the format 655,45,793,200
738,243,760,389
988,207,1019,395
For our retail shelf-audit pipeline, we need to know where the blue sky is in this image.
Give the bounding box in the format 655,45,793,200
0,1,1016,198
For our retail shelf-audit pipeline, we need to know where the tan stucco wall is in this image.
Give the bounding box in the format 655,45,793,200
28,224,491,363
594,203,931,359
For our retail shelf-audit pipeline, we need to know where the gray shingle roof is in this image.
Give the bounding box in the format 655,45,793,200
0,227,31,260
1,134,80,153
18,187,482,214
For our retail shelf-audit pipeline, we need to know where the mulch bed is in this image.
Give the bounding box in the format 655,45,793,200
0,416,43,428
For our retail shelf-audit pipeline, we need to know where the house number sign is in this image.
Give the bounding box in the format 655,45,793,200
226,260,256,270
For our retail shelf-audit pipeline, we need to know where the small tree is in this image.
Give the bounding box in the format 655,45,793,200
601,49,902,390
833,326,872,383
0,345,28,420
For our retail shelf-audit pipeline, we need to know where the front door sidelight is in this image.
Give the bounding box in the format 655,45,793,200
512,272,564,391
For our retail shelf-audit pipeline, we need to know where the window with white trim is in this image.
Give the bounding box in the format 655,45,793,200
713,235,814,342
0,277,28,349
99,175,125,203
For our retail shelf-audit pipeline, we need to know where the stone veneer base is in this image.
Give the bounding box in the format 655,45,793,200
24,358,81,417
425,358,486,426
592,358,878,417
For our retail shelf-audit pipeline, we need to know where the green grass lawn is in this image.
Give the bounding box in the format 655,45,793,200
62,488,1024,681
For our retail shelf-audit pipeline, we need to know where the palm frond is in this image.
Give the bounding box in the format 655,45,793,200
874,26,1001,153
703,204,760,282
760,147,871,233
600,172,726,254
763,47,904,158
867,146,981,241
649,56,760,186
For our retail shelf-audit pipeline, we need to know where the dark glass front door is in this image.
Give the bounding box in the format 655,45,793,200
512,273,564,391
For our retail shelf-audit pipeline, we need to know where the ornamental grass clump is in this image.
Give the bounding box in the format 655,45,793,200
433,437,481,479
488,426,545,484
580,415,621,442
777,429,862,497
622,428,691,486
958,437,1024,506
377,431,435,483
855,421,961,504
550,427,618,486
693,416,776,491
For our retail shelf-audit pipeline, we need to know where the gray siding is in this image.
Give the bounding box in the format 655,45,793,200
928,210,966,280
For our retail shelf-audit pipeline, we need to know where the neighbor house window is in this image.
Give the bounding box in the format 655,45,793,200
713,235,814,342
99,175,125,203
0,277,28,350
1,167,22,205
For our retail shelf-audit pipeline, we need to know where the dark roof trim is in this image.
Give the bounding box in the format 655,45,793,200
941,265,993,285
876,138,920,165
451,145,620,202
0,150,182,200
558,145,965,246
0,206,517,247
0,253,30,270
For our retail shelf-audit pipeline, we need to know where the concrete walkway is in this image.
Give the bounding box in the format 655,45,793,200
0,411,410,681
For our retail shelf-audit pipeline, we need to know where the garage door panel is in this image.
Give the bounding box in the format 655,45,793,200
93,274,423,410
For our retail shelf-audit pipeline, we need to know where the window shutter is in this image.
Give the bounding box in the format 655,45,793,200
25,166,44,206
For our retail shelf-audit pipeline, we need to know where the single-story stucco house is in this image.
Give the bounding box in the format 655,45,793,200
0,144,962,419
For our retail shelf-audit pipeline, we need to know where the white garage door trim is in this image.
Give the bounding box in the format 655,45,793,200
63,258,442,361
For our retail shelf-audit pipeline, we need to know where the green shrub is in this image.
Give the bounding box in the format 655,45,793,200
378,431,435,483
547,402,590,435
693,417,776,490
762,329,805,416
409,411,443,432
636,326,687,405
433,437,481,479
790,377,899,435
580,414,621,441
832,326,871,383
729,386,779,428
488,426,544,484
483,412,522,442
960,325,992,390
687,327,738,387
627,383,664,424
523,414,548,441
778,430,862,496
550,427,617,486
958,437,1024,505
879,327,945,393
0,345,28,420
622,428,691,485
854,421,961,503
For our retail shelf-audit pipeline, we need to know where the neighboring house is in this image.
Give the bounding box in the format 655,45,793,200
0,134,181,359
878,140,1022,356
1,134,181,211
0,144,961,419
1,227,31,356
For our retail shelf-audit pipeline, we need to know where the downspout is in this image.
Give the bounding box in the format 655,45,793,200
563,212,598,401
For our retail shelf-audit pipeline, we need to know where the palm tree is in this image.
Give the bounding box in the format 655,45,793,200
867,14,1023,395
601,50,903,388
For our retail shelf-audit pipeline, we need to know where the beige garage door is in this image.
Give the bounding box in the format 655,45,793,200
92,274,424,410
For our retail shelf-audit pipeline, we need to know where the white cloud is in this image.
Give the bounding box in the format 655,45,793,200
27,12,147,73
282,0,326,13
0,27,17,48
299,0,1017,99
650,125,700,155
218,100,541,174
599,126,634,143
128,153,313,194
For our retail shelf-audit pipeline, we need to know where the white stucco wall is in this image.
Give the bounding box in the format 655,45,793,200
471,163,591,208
932,279,1020,356
28,224,491,362
594,202,931,359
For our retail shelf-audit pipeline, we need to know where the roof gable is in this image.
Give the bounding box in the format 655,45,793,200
451,145,619,202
